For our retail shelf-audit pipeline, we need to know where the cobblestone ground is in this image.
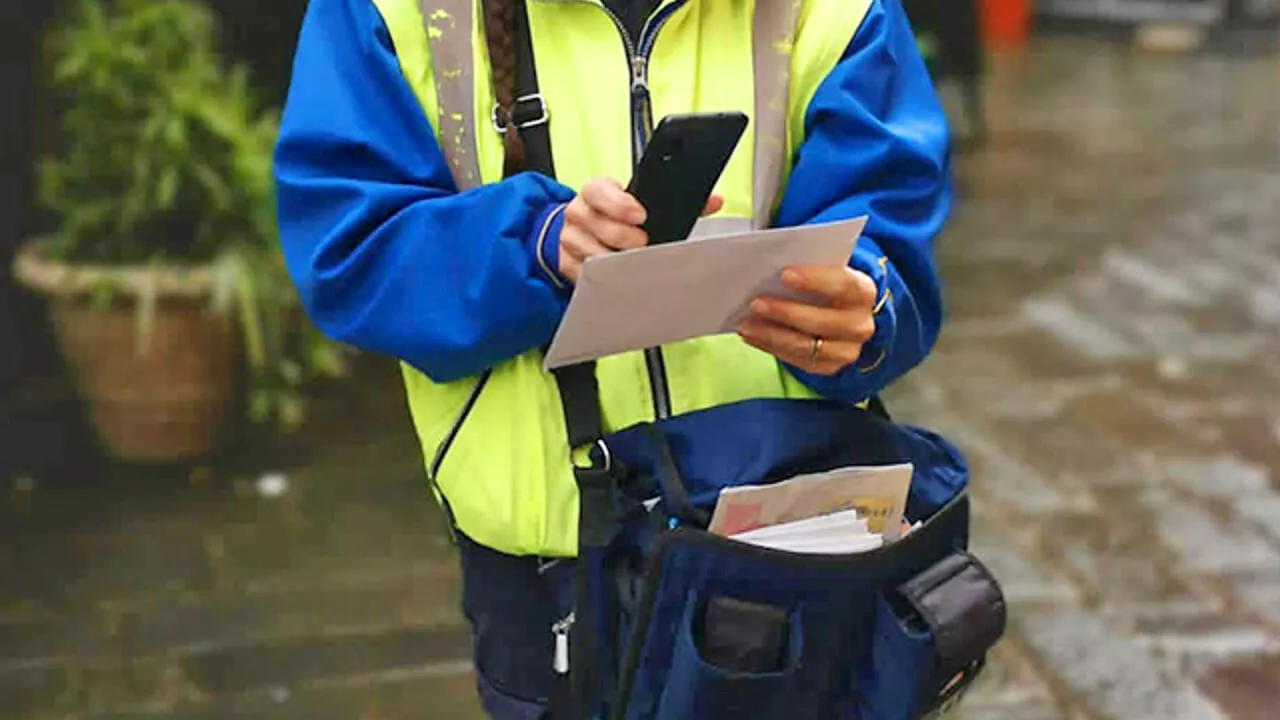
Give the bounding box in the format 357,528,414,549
3,34,1279,720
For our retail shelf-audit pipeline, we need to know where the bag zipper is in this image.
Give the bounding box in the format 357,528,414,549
553,611,576,675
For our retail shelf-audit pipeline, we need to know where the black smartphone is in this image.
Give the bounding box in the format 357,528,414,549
626,111,749,245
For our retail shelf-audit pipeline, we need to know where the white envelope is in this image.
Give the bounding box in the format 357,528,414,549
543,216,869,369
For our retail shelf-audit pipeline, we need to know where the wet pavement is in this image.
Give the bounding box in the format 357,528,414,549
3,32,1280,720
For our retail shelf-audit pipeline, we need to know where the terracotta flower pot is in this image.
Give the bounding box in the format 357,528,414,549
13,243,235,464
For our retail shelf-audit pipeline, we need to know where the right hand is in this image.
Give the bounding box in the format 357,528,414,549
558,176,723,283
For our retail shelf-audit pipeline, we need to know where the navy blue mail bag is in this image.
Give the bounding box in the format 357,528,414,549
551,363,1008,720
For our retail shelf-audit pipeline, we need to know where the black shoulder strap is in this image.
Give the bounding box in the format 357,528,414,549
510,8,611,718
510,0,556,178
508,0,605,497
508,0,607,508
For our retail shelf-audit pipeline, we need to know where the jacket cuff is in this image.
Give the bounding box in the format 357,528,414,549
848,243,896,376
527,202,571,293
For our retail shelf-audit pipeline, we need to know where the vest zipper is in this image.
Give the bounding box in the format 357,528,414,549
590,0,686,420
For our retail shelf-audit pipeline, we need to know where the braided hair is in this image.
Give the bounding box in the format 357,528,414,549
482,0,526,176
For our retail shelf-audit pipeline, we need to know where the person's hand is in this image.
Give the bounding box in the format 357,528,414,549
737,266,879,376
558,177,724,283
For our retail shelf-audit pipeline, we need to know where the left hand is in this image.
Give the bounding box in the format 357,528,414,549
737,266,879,376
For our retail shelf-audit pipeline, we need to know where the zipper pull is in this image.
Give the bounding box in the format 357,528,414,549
631,56,648,94
553,612,575,675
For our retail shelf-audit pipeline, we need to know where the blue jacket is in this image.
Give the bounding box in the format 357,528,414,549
274,0,951,402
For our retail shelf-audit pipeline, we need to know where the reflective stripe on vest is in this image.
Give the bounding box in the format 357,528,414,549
750,0,803,228
419,0,801,222
374,0,872,558
421,0,481,190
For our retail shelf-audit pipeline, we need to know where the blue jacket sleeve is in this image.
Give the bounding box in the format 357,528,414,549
772,0,950,402
273,0,576,384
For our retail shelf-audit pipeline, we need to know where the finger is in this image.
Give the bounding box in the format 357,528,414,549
560,255,582,284
749,297,876,343
781,266,878,308
739,326,849,376
559,224,613,269
579,205,649,251
581,177,646,225
736,318,864,375
702,194,724,217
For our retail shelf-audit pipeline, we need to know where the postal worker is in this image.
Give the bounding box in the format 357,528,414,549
273,0,950,714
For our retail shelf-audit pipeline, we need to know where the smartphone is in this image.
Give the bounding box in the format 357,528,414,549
626,111,749,245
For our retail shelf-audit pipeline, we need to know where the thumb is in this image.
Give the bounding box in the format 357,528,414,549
702,194,724,217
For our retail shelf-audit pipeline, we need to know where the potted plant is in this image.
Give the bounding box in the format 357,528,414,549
12,0,347,463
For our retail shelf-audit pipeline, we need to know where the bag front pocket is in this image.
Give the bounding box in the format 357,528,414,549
654,592,806,720
854,594,937,720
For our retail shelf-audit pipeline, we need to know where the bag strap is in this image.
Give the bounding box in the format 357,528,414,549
494,0,613,548
493,6,614,716
507,0,556,177
492,0,615,551
483,0,605,455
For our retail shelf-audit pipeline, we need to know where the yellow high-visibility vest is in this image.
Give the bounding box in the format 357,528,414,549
371,0,872,557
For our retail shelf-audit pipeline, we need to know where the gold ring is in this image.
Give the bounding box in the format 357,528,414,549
809,336,824,361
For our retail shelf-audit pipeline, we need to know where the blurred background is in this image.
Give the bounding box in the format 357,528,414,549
1,0,1278,718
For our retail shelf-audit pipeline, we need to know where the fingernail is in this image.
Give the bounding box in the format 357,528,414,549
782,269,802,287
750,299,769,315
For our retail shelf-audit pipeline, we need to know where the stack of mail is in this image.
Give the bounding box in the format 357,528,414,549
728,508,884,554
707,462,913,555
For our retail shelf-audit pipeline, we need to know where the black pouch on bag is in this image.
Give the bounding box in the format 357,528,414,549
697,595,790,674
897,551,1006,685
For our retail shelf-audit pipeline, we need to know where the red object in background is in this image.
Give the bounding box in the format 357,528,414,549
979,0,1032,48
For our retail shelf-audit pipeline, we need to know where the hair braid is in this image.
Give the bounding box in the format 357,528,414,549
482,0,526,176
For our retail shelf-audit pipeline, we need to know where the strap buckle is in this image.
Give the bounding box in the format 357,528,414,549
591,438,613,474
575,439,620,549
492,93,550,133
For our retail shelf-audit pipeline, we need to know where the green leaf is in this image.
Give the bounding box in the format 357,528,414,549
279,359,303,386
309,337,348,379
156,168,179,211
278,395,304,433
54,48,91,84
249,389,272,424
133,264,160,357
208,249,239,315
916,34,939,61
164,115,188,152
191,161,230,211
234,255,266,370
